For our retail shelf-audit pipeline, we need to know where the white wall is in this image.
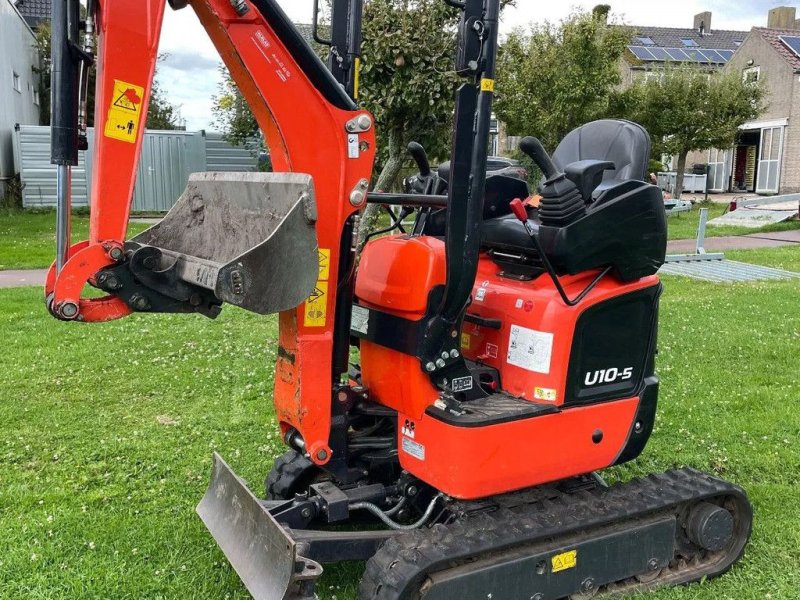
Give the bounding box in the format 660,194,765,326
0,0,40,181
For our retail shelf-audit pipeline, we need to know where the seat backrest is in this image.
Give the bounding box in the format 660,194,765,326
551,120,651,193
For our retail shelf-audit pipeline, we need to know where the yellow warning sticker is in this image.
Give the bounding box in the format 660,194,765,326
304,281,328,327
304,249,331,328
551,550,577,573
461,332,471,350
104,80,144,144
318,249,331,281
480,78,495,93
534,387,558,402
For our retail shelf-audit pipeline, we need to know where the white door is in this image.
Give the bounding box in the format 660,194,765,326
707,148,730,192
756,127,784,194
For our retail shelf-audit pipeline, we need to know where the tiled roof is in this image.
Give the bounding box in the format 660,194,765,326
755,27,800,72
631,26,748,51
13,0,51,29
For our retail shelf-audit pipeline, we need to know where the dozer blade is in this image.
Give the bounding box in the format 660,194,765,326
131,172,319,315
197,453,323,600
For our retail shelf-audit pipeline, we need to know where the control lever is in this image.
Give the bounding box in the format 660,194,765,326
408,142,432,177
519,136,559,180
509,199,610,307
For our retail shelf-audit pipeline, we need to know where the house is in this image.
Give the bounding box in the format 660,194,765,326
13,0,50,30
622,6,800,195
719,10,800,194
0,0,41,197
620,12,748,86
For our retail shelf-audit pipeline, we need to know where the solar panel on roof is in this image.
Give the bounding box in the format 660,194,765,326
665,48,691,61
647,48,671,61
718,50,734,61
684,49,709,62
702,49,726,63
629,46,657,61
780,36,800,58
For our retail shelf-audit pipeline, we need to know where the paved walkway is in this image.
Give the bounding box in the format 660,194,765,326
0,269,49,289
667,229,800,254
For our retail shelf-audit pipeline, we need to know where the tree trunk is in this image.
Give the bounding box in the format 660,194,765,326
674,151,688,200
358,128,405,246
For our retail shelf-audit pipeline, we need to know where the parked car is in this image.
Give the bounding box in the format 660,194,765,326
486,156,528,181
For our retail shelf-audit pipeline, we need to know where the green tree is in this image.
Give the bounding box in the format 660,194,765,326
359,0,459,193
625,67,766,198
146,76,183,130
495,9,631,152
210,64,260,146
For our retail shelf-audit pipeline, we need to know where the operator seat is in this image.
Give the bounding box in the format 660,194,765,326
481,119,666,282
549,119,651,197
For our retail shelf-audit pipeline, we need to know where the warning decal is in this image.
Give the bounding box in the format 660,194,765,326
305,249,331,327
317,249,330,280
507,325,554,374
104,80,144,143
551,550,577,573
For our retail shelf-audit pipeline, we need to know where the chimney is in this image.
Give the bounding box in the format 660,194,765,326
694,11,712,35
768,7,797,29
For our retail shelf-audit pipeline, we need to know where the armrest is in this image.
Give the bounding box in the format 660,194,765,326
564,160,615,203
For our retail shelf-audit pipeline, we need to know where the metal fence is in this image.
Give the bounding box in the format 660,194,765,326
13,126,258,211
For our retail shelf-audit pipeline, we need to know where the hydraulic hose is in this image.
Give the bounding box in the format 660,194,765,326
350,493,444,531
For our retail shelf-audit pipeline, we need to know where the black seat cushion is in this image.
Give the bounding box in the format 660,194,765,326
549,119,651,197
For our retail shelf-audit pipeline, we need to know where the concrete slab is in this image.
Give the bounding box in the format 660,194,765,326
0,269,48,289
709,193,799,228
709,209,797,228
660,259,800,283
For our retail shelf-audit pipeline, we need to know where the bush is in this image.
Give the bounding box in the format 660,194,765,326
649,159,666,174
1,175,24,210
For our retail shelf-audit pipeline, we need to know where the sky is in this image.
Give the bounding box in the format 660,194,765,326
156,0,797,131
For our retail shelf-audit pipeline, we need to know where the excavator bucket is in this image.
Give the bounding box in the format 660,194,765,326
130,172,319,315
197,453,323,600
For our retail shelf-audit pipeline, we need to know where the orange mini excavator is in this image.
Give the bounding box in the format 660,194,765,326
47,0,752,598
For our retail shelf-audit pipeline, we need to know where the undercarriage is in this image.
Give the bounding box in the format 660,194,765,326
199,453,752,600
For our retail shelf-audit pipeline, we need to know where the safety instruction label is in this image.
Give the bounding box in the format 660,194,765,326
317,249,330,280
351,305,370,335
104,80,144,143
305,249,331,327
551,550,577,573
401,437,425,461
507,325,553,374
534,387,558,402
461,332,471,350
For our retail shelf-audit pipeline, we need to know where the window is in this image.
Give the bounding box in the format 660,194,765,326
12,71,21,93
742,66,760,84
681,38,699,47
734,41,743,47
33,89,40,106
637,36,655,46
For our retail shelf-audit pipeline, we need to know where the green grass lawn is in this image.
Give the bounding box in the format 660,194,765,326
0,211,151,270
0,243,799,598
666,202,800,241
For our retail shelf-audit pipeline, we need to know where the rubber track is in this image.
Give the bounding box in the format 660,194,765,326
359,468,752,600
264,450,316,500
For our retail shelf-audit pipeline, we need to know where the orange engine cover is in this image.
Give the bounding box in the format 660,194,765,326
356,234,661,499
355,235,445,419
